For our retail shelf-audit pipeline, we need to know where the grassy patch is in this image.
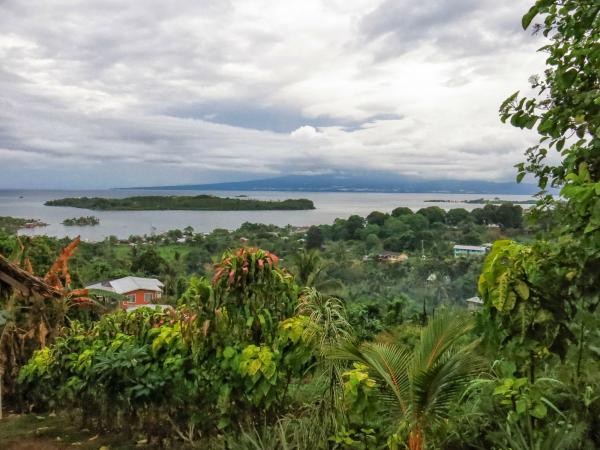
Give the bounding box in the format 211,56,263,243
155,244,191,261
112,244,133,259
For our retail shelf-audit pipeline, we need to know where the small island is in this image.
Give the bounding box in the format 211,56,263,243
62,216,100,226
0,216,47,234
45,195,316,211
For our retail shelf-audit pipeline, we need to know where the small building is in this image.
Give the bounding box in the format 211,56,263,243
291,226,310,234
376,251,409,263
453,245,489,257
240,237,249,244
86,276,164,310
466,296,484,311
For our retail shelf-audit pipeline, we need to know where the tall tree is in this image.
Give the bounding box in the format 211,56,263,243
480,0,600,405
305,225,324,250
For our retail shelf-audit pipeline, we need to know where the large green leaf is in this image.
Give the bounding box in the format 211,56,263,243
522,5,539,29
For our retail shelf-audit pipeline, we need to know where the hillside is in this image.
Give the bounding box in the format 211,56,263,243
128,173,538,194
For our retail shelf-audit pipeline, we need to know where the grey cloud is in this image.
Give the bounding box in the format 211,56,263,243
0,0,545,188
164,103,405,133
359,0,533,60
361,0,480,39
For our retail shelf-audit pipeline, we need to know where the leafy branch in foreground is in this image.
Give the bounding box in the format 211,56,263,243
500,0,599,192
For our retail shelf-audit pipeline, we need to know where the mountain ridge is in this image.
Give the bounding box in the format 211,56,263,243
125,174,537,195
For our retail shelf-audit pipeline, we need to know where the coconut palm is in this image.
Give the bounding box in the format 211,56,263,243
292,250,343,294
297,288,352,430
297,287,352,349
331,311,481,450
293,249,323,287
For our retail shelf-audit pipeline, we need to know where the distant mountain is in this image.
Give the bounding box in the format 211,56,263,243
129,173,537,195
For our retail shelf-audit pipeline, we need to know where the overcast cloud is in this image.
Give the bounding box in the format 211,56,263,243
0,0,545,188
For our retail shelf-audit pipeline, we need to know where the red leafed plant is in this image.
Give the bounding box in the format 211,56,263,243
211,247,295,342
212,247,280,287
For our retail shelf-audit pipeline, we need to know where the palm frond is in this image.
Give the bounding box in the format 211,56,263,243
331,340,412,415
412,350,483,426
412,311,474,374
298,288,352,349
330,310,481,450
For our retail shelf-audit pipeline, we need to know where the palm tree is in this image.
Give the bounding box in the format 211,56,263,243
293,249,323,287
298,287,352,350
297,288,352,429
331,311,481,450
292,250,343,293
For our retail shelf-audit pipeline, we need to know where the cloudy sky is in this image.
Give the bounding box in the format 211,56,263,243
0,0,545,189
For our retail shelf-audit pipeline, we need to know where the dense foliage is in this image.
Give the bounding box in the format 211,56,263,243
470,1,600,448
19,248,316,443
45,195,316,210
0,201,524,342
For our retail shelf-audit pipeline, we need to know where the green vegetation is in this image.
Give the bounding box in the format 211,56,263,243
45,195,315,211
333,312,481,449
61,216,100,226
1,1,599,448
0,202,527,448
0,202,525,339
18,250,313,442
0,216,46,234
426,198,538,205
465,198,537,205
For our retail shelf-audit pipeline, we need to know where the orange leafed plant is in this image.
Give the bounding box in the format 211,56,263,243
44,236,81,290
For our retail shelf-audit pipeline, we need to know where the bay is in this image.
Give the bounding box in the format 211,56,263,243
0,189,533,241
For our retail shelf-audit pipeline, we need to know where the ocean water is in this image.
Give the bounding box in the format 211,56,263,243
0,189,534,241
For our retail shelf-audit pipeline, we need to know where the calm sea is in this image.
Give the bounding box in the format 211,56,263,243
0,189,533,241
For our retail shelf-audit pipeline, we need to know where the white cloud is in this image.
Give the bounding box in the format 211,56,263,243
290,126,325,140
0,0,546,188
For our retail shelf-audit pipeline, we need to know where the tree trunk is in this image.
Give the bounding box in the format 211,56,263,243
0,367,3,420
409,426,423,450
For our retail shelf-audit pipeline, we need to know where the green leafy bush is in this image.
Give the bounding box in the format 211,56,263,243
19,248,317,441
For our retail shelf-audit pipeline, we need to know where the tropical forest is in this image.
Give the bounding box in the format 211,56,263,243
0,1,599,449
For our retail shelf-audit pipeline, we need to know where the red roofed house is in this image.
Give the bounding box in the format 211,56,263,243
86,276,164,310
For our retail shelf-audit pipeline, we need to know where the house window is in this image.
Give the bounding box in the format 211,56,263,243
126,294,135,303
144,293,153,303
